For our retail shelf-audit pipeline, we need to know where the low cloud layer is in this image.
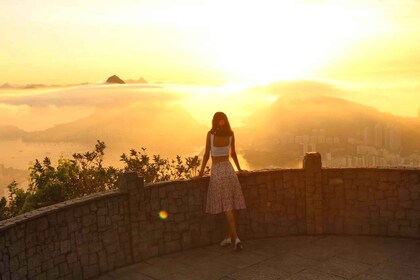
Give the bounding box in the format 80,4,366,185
1,80,419,132
0,84,185,130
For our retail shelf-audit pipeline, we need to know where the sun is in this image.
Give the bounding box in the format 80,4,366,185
190,1,380,84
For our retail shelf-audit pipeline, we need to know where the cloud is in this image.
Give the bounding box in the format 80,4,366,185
0,84,187,131
263,80,346,97
247,79,420,118
0,84,181,108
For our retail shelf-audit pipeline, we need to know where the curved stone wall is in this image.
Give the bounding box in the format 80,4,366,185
0,191,132,279
1,153,419,279
322,168,420,237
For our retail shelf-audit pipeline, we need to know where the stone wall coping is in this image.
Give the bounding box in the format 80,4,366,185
0,189,126,232
322,167,420,172
144,168,304,188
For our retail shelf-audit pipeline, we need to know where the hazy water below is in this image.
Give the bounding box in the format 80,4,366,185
0,140,92,170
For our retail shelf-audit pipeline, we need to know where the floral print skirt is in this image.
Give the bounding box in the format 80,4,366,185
206,161,246,214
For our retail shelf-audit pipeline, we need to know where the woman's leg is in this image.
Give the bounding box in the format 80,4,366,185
224,210,238,242
225,210,236,238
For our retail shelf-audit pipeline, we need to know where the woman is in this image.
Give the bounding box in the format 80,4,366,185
197,112,247,251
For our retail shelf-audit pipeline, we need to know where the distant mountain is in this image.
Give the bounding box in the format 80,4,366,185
0,125,27,140
106,75,125,84
22,103,206,156
238,92,420,168
125,77,148,84
24,84,48,89
0,83,14,89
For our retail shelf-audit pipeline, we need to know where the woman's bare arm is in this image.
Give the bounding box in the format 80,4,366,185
199,132,211,176
230,132,242,172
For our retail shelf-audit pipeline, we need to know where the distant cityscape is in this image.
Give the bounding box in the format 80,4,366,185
279,123,420,168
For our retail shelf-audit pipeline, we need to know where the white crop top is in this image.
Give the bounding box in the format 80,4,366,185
210,134,231,157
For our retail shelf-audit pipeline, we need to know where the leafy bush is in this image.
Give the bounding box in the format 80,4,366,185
0,141,209,220
120,148,209,183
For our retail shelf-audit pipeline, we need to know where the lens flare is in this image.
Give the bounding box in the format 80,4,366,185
158,210,168,220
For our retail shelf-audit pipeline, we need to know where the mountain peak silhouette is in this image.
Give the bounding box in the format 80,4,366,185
125,77,148,84
0,83,14,89
106,75,125,84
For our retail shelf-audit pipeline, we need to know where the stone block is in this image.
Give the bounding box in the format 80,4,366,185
89,253,98,265
400,200,413,209
274,179,284,189
165,240,181,254
399,226,419,238
407,210,420,221
83,264,99,279
408,174,418,184
46,266,59,279
374,191,384,200
58,262,70,276
398,219,410,226
398,188,410,201
97,207,108,216
380,210,395,219
98,253,108,273
378,181,389,191
36,217,49,232
9,255,20,273
159,187,167,199
88,242,102,253
28,265,42,279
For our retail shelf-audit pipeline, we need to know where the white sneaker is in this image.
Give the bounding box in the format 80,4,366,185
220,237,231,247
233,238,243,251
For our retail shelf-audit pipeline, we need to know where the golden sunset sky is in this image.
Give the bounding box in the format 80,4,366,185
1,0,419,86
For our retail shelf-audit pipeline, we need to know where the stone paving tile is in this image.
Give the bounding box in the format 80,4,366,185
175,260,239,280
292,239,346,261
94,274,116,280
237,242,278,258
205,243,238,254
316,256,372,279
311,236,355,249
388,250,420,269
367,261,420,280
160,247,224,266
93,236,420,280
229,263,290,280
352,273,388,280
371,237,420,256
272,236,323,252
264,253,319,274
336,246,390,266
125,259,190,279
244,236,320,257
210,249,271,269
106,263,155,279
285,268,345,280
159,271,208,280
107,272,154,280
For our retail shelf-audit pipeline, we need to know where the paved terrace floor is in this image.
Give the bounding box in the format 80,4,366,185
95,235,420,280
